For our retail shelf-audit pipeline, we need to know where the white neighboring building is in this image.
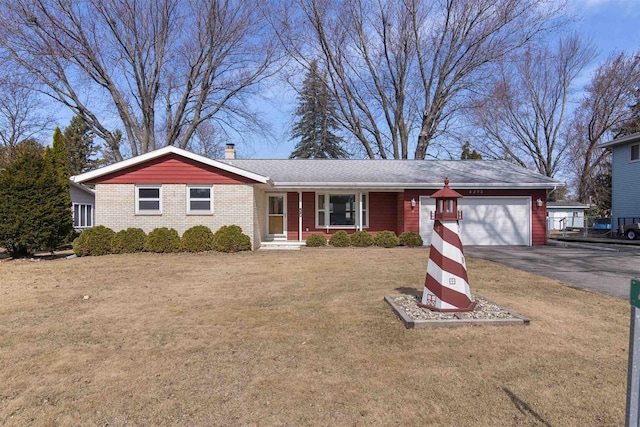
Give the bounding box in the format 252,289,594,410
546,201,590,230
69,181,95,230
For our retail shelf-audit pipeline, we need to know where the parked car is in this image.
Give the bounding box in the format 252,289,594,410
622,223,640,240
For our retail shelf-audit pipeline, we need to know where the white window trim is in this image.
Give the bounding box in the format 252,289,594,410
186,185,214,215
315,191,369,229
72,203,93,228
135,185,162,215
631,143,640,162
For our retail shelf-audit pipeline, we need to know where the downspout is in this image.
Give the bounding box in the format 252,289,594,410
298,191,303,242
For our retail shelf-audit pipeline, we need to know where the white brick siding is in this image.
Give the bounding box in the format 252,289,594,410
95,183,256,249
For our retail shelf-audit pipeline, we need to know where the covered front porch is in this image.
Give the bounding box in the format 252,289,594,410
260,190,408,245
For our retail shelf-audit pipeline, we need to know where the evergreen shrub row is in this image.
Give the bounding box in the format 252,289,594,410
73,224,251,256
305,230,423,248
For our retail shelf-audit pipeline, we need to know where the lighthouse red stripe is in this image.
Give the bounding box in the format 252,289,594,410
425,273,473,308
427,245,468,282
433,220,463,249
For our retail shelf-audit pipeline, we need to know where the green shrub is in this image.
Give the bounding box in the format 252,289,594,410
73,226,115,256
399,231,423,247
373,230,399,248
350,230,373,247
213,225,251,253
329,230,350,247
305,234,327,247
144,227,181,253
111,228,146,254
181,225,215,252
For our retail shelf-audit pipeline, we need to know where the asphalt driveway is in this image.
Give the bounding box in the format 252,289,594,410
465,243,640,300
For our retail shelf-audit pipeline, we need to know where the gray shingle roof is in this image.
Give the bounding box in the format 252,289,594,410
219,159,562,189
600,131,640,148
547,201,589,209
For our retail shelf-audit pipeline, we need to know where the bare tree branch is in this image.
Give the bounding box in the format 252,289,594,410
567,52,640,202
469,34,594,177
0,0,281,160
275,0,564,159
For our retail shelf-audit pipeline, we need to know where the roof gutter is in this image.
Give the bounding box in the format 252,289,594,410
271,181,564,190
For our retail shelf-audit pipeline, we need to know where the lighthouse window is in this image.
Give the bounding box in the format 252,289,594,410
446,200,453,213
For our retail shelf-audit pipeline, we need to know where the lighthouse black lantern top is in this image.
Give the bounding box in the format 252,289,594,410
430,178,463,221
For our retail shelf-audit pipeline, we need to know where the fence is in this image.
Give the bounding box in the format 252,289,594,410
547,216,612,238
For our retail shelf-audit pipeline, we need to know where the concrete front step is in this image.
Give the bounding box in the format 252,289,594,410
258,241,304,251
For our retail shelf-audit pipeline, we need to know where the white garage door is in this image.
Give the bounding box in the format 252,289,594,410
419,197,531,246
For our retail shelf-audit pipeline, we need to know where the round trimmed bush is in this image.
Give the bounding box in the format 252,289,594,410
213,225,251,253
306,234,327,247
144,227,181,253
373,230,399,248
181,225,215,252
111,228,146,254
329,230,350,247
73,225,115,256
350,230,373,247
399,231,423,247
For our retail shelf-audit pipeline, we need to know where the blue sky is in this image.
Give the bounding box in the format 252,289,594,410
245,0,640,159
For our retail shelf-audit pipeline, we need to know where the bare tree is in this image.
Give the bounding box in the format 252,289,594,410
567,52,640,202
0,72,53,165
470,35,594,177
0,0,280,161
185,121,225,159
276,0,564,159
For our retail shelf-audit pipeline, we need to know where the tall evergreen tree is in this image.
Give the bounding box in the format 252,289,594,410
290,61,348,159
62,115,102,175
0,141,73,257
460,141,482,160
52,127,69,179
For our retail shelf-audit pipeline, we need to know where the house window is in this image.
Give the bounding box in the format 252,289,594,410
631,143,639,162
316,192,368,228
136,185,162,214
187,186,213,214
73,203,93,228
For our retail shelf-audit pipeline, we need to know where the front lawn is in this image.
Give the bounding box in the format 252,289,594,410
0,248,628,426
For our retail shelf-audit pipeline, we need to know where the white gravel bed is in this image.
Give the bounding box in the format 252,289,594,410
391,295,518,321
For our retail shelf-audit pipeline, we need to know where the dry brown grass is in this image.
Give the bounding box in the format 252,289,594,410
0,247,628,426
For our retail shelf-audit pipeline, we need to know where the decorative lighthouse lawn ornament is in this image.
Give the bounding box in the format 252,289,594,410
419,178,476,312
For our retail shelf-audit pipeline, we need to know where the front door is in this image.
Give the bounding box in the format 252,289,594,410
267,194,286,239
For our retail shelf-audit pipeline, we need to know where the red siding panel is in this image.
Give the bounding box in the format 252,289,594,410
287,192,300,240
396,192,405,234
91,153,257,184
368,192,399,233
403,190,423,233
530,189,547,246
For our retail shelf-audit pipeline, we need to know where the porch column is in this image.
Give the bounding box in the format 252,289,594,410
358,192,363,231
298,191,303,242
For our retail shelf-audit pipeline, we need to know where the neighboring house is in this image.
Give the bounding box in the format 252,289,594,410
600,132,640,235
547,201,590,231
69,180,95,231
70,145,563,248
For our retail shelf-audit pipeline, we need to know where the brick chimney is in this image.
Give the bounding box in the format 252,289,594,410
224,143,236,159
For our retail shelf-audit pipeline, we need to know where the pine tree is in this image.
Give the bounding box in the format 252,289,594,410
460,141,482,160
63,115,103,175
52,127,69,180
289,61,348,159
0,140,73,257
